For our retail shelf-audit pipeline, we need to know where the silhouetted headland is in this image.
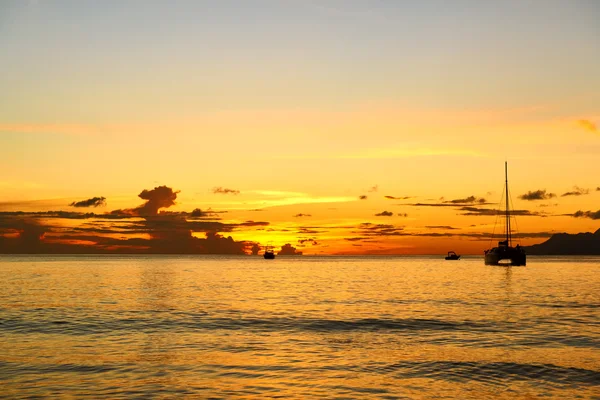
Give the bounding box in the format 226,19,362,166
525,228,600,255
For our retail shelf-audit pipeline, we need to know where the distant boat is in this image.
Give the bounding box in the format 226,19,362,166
484,162,526,266
263,245,275,260
445,251,460,260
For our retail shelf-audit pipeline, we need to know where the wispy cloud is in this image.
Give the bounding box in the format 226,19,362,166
408,195,490,207
375,211,393,217
569,210,600,220
384,195,413,200
561,186,589,197
213,187,240,195
459,206,540,217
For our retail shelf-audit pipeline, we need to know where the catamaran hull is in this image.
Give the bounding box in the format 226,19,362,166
484,252,526,266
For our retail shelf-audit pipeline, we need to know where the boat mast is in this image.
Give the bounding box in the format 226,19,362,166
505,161,511,246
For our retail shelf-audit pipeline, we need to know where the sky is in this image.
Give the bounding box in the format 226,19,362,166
1,0,599,255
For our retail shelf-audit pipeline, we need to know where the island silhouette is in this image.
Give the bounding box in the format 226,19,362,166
525,228,600,255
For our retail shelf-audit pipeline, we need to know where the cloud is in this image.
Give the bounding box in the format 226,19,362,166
69,196,107,208
518,190,556,201
408,203,457,207
213,187,240,195
444,195,486,204
384,195,413,200
425,226,460,230
189,208,212,218
298,238,318,246
375,211,393,217
344,237,364,241
578,119,597,133
409,196,491,207
597,187,600,191
110,186,180,216
294,213,312,217
278,243,302,255
368,185,378,193
356,223,405,236
0,184,271,254
570,210,600,220
561,186,589,197
359,195,368,200
459,206,540,216
398,213,408,217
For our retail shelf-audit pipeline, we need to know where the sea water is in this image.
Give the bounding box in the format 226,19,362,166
0,255,598,399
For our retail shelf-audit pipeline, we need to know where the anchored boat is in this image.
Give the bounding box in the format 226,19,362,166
263,245,275,259
484,162,526,266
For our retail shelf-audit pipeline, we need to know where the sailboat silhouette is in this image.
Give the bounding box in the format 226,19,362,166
484,162,527,266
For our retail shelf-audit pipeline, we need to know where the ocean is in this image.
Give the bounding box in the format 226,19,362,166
0,255,598,399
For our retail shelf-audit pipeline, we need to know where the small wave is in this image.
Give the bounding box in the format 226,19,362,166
0,314,487,335
365,361,600,387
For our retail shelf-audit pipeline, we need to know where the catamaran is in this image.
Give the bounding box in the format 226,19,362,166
484,162,526,266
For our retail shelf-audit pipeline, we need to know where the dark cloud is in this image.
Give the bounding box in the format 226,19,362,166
408,203,457,207
294,213,312,217
384,195,413,200
111,186,180,216
136,186,179,215
278,243,302,255
375,211,393,217
398,213,408,217
368,185,378,193
425,226,460,230
297,227,322,234
190,208,210,217
298,238,318,246
570,210,600,220
518,190,556,201
408,196,491,207
561,186,589,197
359,195,368,200
444,195,486,204
459,206,540,217
0,183,269,254
597,187,600,191
213,187,240,195
356,223,405,236
69,196,106,208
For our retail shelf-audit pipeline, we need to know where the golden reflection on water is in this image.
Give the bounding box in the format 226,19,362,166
0,255,598,399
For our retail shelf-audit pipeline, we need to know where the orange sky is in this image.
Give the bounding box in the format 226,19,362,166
1,1,599,254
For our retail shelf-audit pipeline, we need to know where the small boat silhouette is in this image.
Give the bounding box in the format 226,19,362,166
445,251,460,260
263,245,275,259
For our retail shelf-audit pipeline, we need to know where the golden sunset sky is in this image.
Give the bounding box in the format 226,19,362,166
1,0,599,254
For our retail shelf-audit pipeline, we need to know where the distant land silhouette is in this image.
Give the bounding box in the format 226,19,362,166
525,228,600,255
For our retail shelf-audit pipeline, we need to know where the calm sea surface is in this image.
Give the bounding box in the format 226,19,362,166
0,255,598,399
